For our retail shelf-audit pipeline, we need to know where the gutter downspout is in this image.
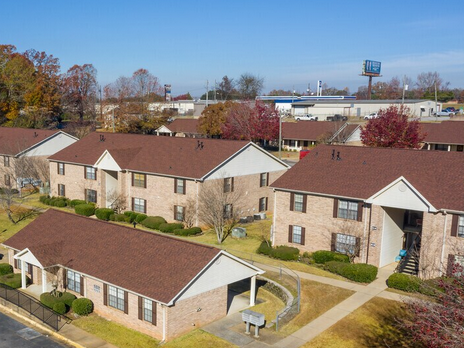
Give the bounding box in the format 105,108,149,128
362,203,368,263
439,211,448,276
272,189,277,246
195,180,199,227
162,304,167,341
365,204,373,264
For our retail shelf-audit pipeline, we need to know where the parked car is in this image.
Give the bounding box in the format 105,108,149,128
434,110,453,117
444,107,456,112
326,114,347,121
364,113,379,120
295,114,318,121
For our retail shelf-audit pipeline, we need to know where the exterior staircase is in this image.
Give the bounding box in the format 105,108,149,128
395,237,421,276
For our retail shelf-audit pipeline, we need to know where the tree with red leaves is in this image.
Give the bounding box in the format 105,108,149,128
403,263,464,348
360,105,426,149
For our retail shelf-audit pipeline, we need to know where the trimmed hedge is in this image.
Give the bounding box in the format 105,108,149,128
257,242,299,261
39,195,48,203
75,204,96,217
95,208,114,221
387,273,422,292
114,214,130,222
159,223,184,233
72,298,94,316
70,199,86,207
40,196,69,207
0,273,29,288
140,216,167,230
313,250,349,264
0,263,13,276
135,214,148,223
326,261,378,283
53,302,67,315
174,227,202,236
40,292,76,311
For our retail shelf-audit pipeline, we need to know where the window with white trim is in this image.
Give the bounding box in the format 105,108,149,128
294,194,304,212
108,285,125,311
292,225,302,244
67,270,81,293
85,167,96,180
335,233,356,254
58,163,65,175
175,205,184,221
143,298,153,322
4,156,10,167
224,178,233,193
133,173,146,188
223,204,233,219
259,197,267,212
133,198,146,213
338,200,358,220
58,184,65,196
454,255,464,276
4,174,10,186
86,189,97,203
176,179,185,194
458,216,464,238
260,173,268,187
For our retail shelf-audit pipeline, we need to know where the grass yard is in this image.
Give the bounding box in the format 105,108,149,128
302,297,420,348
278,279,354,335
0,207,39,243
163,330,237,348
270,150,300,161
243,285,286,322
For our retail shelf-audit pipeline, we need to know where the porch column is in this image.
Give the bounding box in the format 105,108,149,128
427,144,430,150
250,275,256,306
42,268,47,293
448,145,451,151
21,260,26,289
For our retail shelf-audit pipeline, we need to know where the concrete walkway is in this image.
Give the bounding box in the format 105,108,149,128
204,263,412,348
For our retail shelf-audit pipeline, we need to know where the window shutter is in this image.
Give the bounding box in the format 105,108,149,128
174,178,178,193
290,193,295,211
174,205,177,220
230,204,233,217
331,233,337,252
62,269,67,289
63,164,65,175
302,195,307,213
152,301,157,325
80,276,84,296
131,172,135,187
143,174,146,188
265,197,268,211
223,178,227,192
333,199,339,218
131,197,135,211
124,291,129,314
231,177,234,192
57,163,59,174
95,169,97,181
451,215,458,237
266,172,269,186
138,296,143,320
259,174,263,187
183,179,186,194
357,202,363,222
355,237,361,257
103,284,107,306
14,257,17,269
63,185,66,197
28,263,33,274
143,199,147,214
288,225,293,243
84,167,87,179
447,254,455,276
301,227,306,245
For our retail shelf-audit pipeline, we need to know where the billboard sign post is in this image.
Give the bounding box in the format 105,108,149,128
361,60,382,99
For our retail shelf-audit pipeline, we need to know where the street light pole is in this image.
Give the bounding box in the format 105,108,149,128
278,111,282,160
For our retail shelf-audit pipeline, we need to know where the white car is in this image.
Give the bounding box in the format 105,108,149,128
295,114,318,121
364,113,379,120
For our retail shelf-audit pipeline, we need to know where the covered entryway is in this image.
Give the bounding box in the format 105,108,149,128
14,249,53,295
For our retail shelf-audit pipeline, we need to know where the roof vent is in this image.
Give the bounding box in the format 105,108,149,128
331,149,335,160
363,160,366,165
99,134,106,142
336,152,341,161
196,140,204,150
33,131,38,138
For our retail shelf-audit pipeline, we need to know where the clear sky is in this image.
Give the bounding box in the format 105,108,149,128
2,0,463,97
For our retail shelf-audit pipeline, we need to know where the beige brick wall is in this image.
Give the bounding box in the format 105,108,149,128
166,285,227,339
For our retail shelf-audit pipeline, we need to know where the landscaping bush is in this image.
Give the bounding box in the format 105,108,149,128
54,199,67,207
40,291,76,311
387,273,422,292
0,273,28,288
313,250,349,264
257,241,273,256
326,261,378,283
53,302,67,315
43,197,52,205
70,199,86,207
123,211,134,217
109,214,115,221
256,242,299,261
0,263,13,276
135,213,147,223
39,195,48,203
159,223,184,233
114,214,130,222
72,298,94,316
95,208,115,221
74,204,96,217
140,216,167,230
173,227,202,236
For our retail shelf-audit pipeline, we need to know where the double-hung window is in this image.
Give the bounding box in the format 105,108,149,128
4,156,10,167
174,205,184,221
260,173,268,187
224,178,233,193
108,285,125,311
259,197,267,212
58,184,65,196
86,189,97,203
224,204,233,219
175,179,185,194
133,198,146,213
133,173,146,188
458,216,464,238
143,299,153,322
67,270,81,293
85,167,96,180
58,163,65,175
338,200,358,220
4,174,10,186
292,225,302,244
294,194,304,212
335,233,357,255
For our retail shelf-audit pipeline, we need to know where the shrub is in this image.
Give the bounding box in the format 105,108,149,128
140,216,167,230
54,200,67,207
257,241,273,256
72,298,94,316
39,195,49,203
159,223,184,233
95,208,114,221
70,199,86,207
40,291,76,310
0,273,28,288
387,273,422,292
313,250,349,264
109,214,115,221
256,242,299,261
114,214,130,222
135,213,147,223
74,204,96,217
0,263,13,276
53,302,67,315
43,198,52,205
326,261,378,283
123,211,134,217
174,227,202,236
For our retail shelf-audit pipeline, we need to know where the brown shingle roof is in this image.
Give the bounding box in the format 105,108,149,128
49,132,249,179
420,121,464,145
3,210,220,304
166,119,200,134
0,127,59,156
271,144,464,212
282,121,345,141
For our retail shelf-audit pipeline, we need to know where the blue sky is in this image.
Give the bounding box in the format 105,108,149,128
2,0,464,97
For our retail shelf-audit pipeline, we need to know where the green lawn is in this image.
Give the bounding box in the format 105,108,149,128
302,297,420,348
0,208,39,243
163,330,237,348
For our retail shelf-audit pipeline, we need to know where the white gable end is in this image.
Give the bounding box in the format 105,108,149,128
205,144,288,180
367,178,435,212
176,254,260,302
94,151,121,171
22,133,78,157
14,249,43,268
156,125,172,134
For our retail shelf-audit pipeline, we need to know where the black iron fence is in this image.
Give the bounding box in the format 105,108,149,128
0,283,69,331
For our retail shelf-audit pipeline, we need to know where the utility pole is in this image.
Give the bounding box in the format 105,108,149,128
278,110,282,160
206,80,209,107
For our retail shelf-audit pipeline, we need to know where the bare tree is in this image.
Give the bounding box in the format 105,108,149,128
329,218,365,263
106,189,127,214
198,176,244,244
179,198,197,228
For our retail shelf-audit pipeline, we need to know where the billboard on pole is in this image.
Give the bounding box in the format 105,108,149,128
362,60,381,76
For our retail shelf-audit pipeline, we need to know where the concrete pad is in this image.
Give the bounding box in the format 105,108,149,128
244,340,272,348
320,307,351,321
356,286,386,296
335,294,373,312
271,336,307,348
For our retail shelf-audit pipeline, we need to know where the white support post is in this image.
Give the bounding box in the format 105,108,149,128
250,276,256,306
42,268,47,293
21,260,26,289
